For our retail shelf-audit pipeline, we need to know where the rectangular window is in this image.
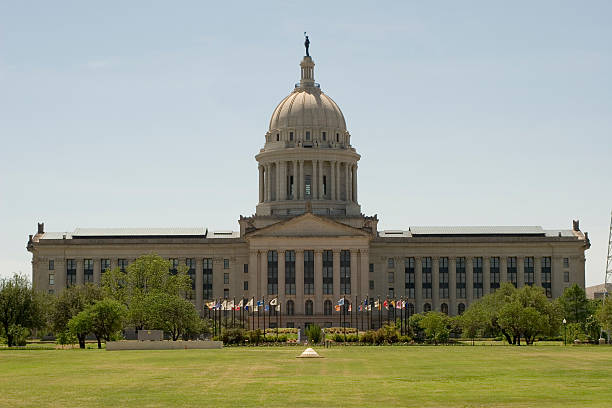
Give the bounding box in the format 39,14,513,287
285,250,296,295
323,176,327,196
243,264,248,274
542,256,552,298
305,131,310,140
48,260,54,270
439,257,449,299
66,259,76,287
388,287,395,298
49,274,55,285
564,271,570,282
203,258,213,299
223,288,229,299
305,175,311,196
118,259,128,272
48,289,54,295
169,258,179,275
490,257,500,291
224,272,230,285
304,250,314,295
340,250,351,294
404,257,415,299
563,258,570,268
290,131,294,141
267,250,278,295
524,257,535,286
387,258,395,268
422,257,432,299
243,280,248,291
186,258,196,291
507,257,517,287
369,280,374,290
388,272,394,283
369,263,374,273
473,257,483,299
101,259,110,275
322,131,326,141
223,259,230,269
322,250,333,295
84,259,94,283
456,257,466,299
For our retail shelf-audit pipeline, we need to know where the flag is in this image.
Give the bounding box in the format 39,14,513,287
265,304,269,312
206,301,214,310
227,300,234,310
396,300,402,309
337,298,345,306
245,298,253,310
237,299,244,307
275,305,280,311
374,300,380,310
348,304,352,312
383,300,389,310
257,300,263,307
391,300,396,308
335,305,341,312
367,305,372,311
270,298,278,306
364,298,368,306
359,305,363,312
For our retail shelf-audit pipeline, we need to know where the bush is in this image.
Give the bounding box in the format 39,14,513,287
360,330,376,344
306,324,322,344
56,330,77,347
246,329,262,345
398,335,412,343
6,325,29,347
221,327,245,345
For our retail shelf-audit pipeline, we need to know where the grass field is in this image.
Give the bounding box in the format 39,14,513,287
2,345,612,407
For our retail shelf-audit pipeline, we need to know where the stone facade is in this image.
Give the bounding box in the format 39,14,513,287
27,52,590,328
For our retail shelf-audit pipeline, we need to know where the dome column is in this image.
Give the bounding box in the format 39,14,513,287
344,162,349,201
258,165,264,203
318,160,323,200
298,160,304,200
352,165,358,203
280,161,287,201
265,164,271,202
292,161,298,200
335,161,340,201
312,160,318,200
330,161,336,201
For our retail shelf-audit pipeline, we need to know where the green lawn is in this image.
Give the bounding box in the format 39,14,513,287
1,345,611,407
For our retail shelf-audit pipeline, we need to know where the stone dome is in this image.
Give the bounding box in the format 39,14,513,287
269,89,346,131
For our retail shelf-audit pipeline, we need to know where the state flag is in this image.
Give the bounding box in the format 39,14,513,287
348,304,352,312
337,298,345,306
335,305,341,312
270,298,278,306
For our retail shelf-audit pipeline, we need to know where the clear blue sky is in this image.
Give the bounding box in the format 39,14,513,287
1,1,610,286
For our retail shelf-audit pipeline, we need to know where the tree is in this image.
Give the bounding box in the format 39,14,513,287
147,293,200,341
419,312,450,345
50,284,102,348
558,284,589,324
596,299,612,339
0,274,45,347
458,301,486,345
67,310,93,349
87,298,127,348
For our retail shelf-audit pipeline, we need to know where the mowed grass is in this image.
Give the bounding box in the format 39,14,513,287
1,345,612,407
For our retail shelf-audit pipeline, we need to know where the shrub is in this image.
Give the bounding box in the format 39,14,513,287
398,335,412,343
6,325,29,347
221,327,245,345
247,329,262,345
360,330,376,344
332,333,345,342
306,324,322,344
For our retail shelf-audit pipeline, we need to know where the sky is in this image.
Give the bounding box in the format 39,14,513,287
0,1,610,286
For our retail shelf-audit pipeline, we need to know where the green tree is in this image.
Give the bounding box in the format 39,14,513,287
419,312,450,345
305,324,322,344
49,284,102,347
67,310,93,349
147,293,200,341
596,299,612,339
0,274,46,347
558,284,589,324
458,301,486,345
87,298,127,348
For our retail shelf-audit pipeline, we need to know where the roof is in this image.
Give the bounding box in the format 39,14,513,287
409,226,545,236
38,227,239,240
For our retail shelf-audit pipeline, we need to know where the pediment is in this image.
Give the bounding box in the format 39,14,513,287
246,213,370,238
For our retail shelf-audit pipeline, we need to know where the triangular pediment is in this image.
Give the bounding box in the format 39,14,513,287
246,213,371,238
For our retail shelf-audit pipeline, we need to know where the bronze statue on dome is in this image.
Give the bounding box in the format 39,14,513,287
304,32,310,57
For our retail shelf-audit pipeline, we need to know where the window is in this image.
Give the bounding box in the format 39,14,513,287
276,133,279,141
289,175,294,197
369,263,374,273
422,257,432,299
84,259,94,283
305,300,313,316
48,260,54,270
286,300,295,316
223,288,229,299
340,250,351,294
542,256,552,298
324,300,332,315
439,257,449,299
473,257,483,299
66,259,76,287
369,280,374,290
48,289,54,295
186,258,196,291
101,259,110,275
48,274,55,285
243,264,248,273
290,132,294,141
405,258,415,299
224,259,230,269
423,303,431,312
387,258,395,268
286,322,294,328
118,259,128,272
507,257,517,287
203,258,213,299
323,250,333,295
388,287,395,298
458,303,466,315
224,272,230,285
388,272,394,283
168,258,178,274
456,257,466,298
305,175,311,196
304,250,314,295
563,258,570,268
305,131,310,140
267,250,278,295
406,303,415,317
243,281,248,291
322,131,326,141
564,271,570,282
285,250,296,295
323,176,327,196
336,133,339,142
524,257,534,286
441,303,449,315
490,257,500,291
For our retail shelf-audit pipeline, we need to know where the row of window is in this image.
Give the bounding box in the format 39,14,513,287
383,256,570,270
51,257,232,273
272,131,344,143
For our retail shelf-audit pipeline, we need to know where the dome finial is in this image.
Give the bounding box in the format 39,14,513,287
304,32,310,57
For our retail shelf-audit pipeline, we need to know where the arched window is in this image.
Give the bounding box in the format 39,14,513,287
458,303,465,315
441,303,448,315
324,300,332,315
423,303,431,313
305,300,313,316
406,303,415,317
286,300,295,316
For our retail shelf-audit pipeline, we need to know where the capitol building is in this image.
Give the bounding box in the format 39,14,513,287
27,48,590,328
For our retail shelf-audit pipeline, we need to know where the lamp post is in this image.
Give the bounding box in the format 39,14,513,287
563,318,567,346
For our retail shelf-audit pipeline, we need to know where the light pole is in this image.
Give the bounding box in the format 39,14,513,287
563,318,567,346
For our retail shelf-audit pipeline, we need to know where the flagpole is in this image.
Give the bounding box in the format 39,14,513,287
232,297,235,328
257,298,260,331
378,297,381,329
400,297,403,335
343,296,346,343
263,296,266,338
252,297,255,331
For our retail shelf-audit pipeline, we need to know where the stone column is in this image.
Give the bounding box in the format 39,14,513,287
296,250,305,314
330,161,336,201
258,164,264,203
360,249,369,301
333,250,341,299
318,160,323,199
552,256,563,298
278,250,286,308
518,257,525,287
93,258,101,285
195,258,203,313
500,256,508,284
76,258,84,286
312,160,318,200
265,164,270,202
344,162,349,201
535,256,542,288
353,165,358,203
466,257,474,305
314,250,323,314
336,162,341,201
432,257,439,311
415,258,423,313
298,160,304,200
275,161,281,201
350,250,358,298
56,259,66,291
292,161,298,199
259,251,267,299
483,257,491,296
449,258,456,316
248,250,258,299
